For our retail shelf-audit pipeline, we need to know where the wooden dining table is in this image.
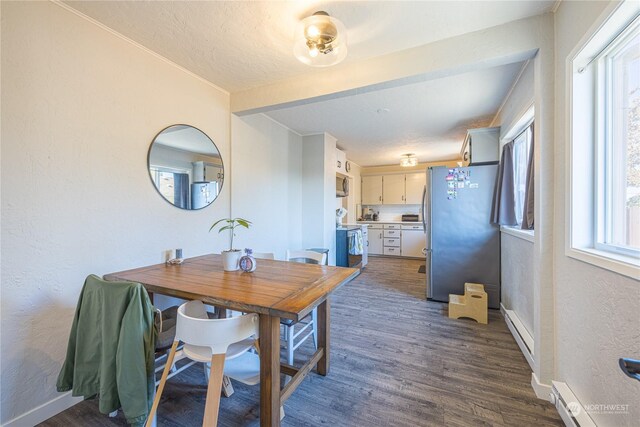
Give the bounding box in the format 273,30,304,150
104,254,359,427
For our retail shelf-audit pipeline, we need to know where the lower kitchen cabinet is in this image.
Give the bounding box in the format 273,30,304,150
401,227,426,258
360,223,425,258
368,225,383,255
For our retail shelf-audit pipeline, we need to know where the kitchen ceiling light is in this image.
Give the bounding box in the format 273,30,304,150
400,154,418,167
293,11,347,67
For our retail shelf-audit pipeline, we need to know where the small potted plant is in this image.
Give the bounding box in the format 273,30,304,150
210,218,252,271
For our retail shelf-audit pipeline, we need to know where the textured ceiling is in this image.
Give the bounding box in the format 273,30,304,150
265,62,525,166
65,0,553,92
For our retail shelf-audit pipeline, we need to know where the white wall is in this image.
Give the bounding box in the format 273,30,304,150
492,55,536,344
554,1,640,425
301,133,337,265
500,234,534,336
0,2,230,424
494,60,534,141
230,114,303,259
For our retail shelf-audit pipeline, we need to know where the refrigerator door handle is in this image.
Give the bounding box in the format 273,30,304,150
421,185,427,232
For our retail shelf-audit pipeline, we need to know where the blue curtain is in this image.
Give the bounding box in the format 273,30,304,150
173,173,189,209
491,142,517,225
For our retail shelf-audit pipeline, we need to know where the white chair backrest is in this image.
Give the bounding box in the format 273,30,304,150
286,250,326,265
253,252,275,260
175,300,259,355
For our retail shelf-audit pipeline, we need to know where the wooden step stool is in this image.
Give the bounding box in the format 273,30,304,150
448,283,488,324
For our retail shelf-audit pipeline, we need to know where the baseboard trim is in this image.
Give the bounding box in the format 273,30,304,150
1,392,82,427
501,303,535,370
531,373,552,400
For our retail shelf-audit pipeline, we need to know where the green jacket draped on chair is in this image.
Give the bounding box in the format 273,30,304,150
56,274,157,426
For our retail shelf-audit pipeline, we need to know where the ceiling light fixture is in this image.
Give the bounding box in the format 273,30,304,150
294,11,347,67
400,154,418,167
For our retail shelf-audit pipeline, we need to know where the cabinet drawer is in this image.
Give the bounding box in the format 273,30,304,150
401,225,424,231
384,224,401,230
368,224,383,229
383,229,400,238
383,246,401,256
384,238,400,247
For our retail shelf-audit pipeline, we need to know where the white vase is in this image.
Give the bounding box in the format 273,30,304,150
221,250,241,271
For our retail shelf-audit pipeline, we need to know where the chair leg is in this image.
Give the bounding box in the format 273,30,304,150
146,341,179,427
312,308,318,349
202,353,226,427
286,325,294,366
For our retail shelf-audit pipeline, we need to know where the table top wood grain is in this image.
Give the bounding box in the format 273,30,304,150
104,254,359,321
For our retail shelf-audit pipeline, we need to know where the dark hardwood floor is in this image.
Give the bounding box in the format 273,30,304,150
40,257,562,426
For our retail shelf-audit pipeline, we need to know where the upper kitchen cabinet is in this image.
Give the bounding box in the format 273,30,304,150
461,127,500,165
361,172,426,205
383,174,405,204
404,173,425,204
362,175,383,204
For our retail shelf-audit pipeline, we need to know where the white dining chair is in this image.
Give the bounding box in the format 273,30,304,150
283,250,326,365
146,300,262,427
253,252,275,260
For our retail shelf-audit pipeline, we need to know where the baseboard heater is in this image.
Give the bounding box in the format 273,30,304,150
501,304,534,370
550,382,596,427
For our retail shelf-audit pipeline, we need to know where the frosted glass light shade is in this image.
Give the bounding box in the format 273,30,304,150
293,13,347,67
400,154,418,167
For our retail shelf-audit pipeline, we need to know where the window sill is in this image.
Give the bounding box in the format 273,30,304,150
500,226,534,243
566,247,640,280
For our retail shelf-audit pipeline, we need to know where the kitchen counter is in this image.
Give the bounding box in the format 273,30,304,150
357,220,423,225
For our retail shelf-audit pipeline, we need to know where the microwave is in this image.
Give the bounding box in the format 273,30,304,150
336,176,349,197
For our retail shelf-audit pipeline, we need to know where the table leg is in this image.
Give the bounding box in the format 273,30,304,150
259,314,281,427
317,298,330,376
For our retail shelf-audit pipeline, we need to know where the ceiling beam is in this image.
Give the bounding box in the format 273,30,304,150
231,14,549,115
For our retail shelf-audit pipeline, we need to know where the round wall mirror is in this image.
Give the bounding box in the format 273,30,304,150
147,124,224,210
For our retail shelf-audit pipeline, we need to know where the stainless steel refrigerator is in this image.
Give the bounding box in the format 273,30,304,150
423,165,501,309
191,181,218,210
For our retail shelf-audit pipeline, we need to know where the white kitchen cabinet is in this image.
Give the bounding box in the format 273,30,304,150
383,229,400,238
336,149,347,174
367,225,383,255
462,127,500,165
405,172,425,204
205,164,223,182
384,238,400,247
364,173,425,205
383,246,401,256
382,174,405,204
193,161,223,183
401,227,426,258
362,176,383,205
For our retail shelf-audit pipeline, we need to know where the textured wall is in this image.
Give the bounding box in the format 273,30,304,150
554,1,640,425
500,234,534,336
495,60,534,141
230,114,303,259
0,2,230,423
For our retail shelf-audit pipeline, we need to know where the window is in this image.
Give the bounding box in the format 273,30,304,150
149,166,191,205
595,20,640,256
569,0,640,277
513,125,533,226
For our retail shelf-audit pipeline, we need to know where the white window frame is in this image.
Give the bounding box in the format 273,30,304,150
500,104,535,241
567,0,640,279
594,19,640,258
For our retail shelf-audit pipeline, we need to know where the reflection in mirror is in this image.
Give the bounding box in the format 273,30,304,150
148,125,224,210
